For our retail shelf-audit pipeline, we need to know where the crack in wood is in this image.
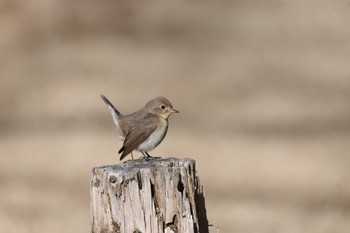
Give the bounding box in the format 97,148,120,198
177,174,184,194
112,220,121,233
150,180,155,199
165,214,178,232
136,171,142,190
109,175,117,184
94,178,101,188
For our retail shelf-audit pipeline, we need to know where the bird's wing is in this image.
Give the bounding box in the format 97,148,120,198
119,114,158,160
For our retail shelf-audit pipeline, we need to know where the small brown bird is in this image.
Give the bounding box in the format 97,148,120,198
100,95,179,161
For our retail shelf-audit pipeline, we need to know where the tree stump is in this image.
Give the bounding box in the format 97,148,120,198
90,157,209,233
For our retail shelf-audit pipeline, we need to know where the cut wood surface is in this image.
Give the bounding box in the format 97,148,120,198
90,157,209,233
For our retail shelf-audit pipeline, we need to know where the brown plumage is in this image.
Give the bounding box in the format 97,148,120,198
100,95,179,160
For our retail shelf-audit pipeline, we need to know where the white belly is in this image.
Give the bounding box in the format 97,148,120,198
137,120,168,152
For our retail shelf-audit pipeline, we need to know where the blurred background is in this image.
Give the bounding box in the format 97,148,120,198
1,0,350,232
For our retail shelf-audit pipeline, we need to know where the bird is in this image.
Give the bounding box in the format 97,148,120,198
100,95,179,161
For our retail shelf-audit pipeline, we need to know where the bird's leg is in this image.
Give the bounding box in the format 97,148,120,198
141,151,148,158
131,152,134,160
141,151,153,160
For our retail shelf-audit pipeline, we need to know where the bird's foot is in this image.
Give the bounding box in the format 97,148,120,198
141,151,159,160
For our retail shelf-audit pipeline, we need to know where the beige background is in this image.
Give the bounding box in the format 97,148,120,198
1,1,350,232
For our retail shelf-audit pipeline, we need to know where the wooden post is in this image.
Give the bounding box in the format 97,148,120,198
90,157,209,233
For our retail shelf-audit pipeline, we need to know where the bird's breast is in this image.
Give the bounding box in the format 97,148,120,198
137,119,168,152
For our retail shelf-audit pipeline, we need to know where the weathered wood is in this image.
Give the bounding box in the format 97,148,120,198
90,157,209,233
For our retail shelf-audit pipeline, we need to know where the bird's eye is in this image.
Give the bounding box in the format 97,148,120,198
160,105,166,110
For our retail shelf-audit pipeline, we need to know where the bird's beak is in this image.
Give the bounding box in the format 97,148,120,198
171,108,180,113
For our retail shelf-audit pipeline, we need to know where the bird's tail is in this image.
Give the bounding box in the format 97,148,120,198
100,94,122,128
